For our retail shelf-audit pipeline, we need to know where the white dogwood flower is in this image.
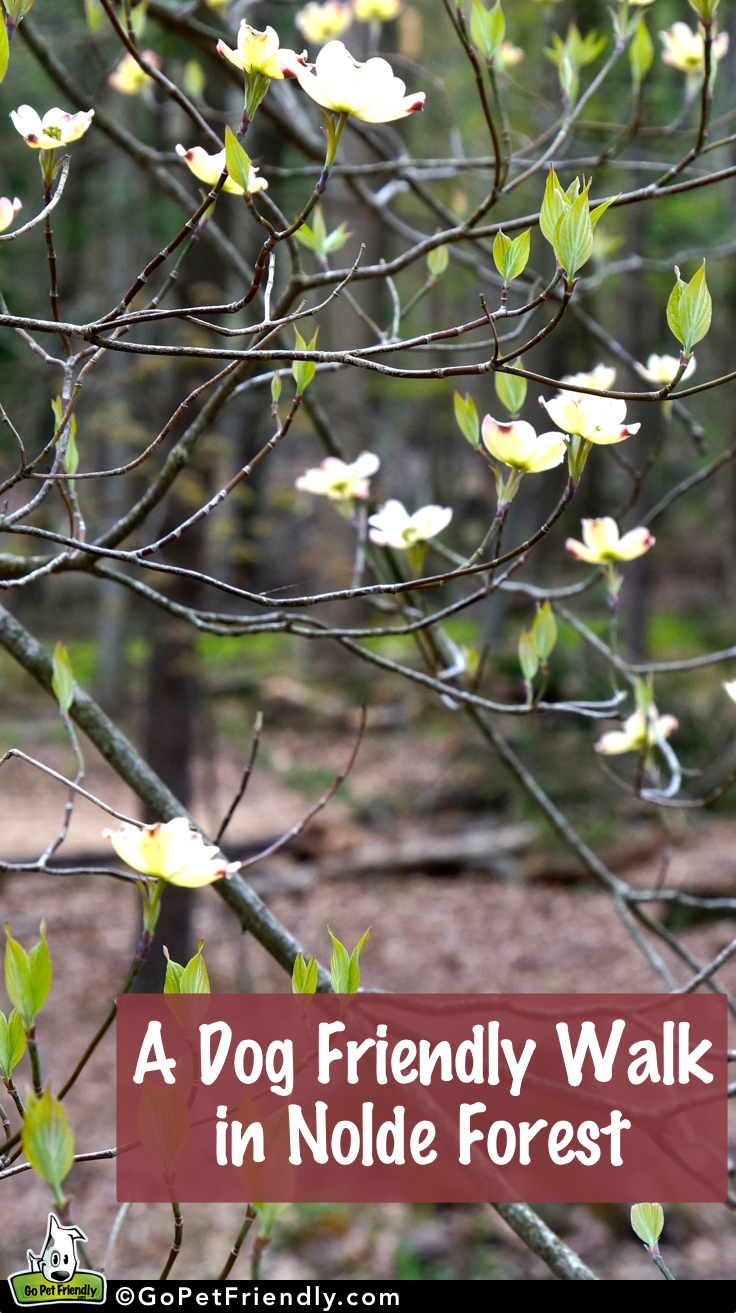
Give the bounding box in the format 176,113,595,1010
640,353,696,385
216,23,302,78
540,392,639,445
368,499,451,548
295,452,379,500
565,517,655,564
175,144,268,194
293,41,425,121
561,364,616,393
481,417,566,473
0,196,21,232
596,709,678,756
10,105,94,149
296,1,353,45
104,817,232,888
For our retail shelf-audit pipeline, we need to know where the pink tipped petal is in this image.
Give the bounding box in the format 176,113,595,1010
616,528,655,560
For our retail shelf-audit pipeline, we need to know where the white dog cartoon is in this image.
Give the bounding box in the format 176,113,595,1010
27,1214,87,1284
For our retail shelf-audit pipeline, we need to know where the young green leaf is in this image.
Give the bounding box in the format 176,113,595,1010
163,955,185,995
51,641,75,716
427,244,449,279
532,600,557,664
469,0,505,62
493,229,531,287
554,186,593,279
292,952,318,995
630,1202,664,1251
292,327,318,396
346,928,371,994
180,943,210,994
494,371,527,417
224,125,254,194
4,922,52,1031
84,0,104,31
4,0,39,22
666,262,712,355
22,1088,74,1195
328,926,370,993
271,371,282,404
183,59,206,100
51,399,79,477
0,11,9,86
629,15,653,85
539,168,567,247
518,630,539,684
453,392,480,448
0,1008,25,1081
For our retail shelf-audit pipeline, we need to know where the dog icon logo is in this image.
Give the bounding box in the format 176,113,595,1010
27,1215,86,1285
8,1214,106,1305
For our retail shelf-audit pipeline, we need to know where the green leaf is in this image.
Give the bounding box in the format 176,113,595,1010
494,371,527,417
629,16,653,85
554,186,593,278
328,927,351,994
183,59,206,99
518,630,539,684
346,928,371,995
163,957,185,994
292,327,318,396
224,125,253,194
51,398,79,477
253,1201,289,1238
495,228,530,287
83,0,104,31
532,600,557,663
469,0,505,62
539,168,567,247
22,1088,74,1194
453,392,480,448
667,262,711,355
630,1202,664,1251
427,244,449,279
0,1008,25,1081
51,641,75,715
0,11,8,86
5,923,52,1030
292,953,318,995
323,223,350,254
4,0,38,22
180,943,210,994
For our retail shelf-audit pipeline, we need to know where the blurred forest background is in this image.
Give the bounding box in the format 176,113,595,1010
3,0,736,1282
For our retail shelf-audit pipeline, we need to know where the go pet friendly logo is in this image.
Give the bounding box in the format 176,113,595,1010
8,1214,105,1305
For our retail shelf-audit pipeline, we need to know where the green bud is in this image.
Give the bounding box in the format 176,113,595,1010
427,244,449,279
493,228,531,288
4,0,37,24
292,327,319,396
292,952,318,995
328,926,371,994
630,1202,664,1252
22,1088,74,1197
83,0,104,31
183,60,206,100
51,641,75,716
532,600,557,664
469,0,505,62
453,391,480,448
518,630,539,684
688,0,719,20
271,371,282,404
253,1202,289,1238
0,1008,25,1082
629,15,654,85
4,922,52,1032
494,371,527,418
667,262,712,356
51,398,79,477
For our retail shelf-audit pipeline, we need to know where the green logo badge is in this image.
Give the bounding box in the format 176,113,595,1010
8,1214,106,1305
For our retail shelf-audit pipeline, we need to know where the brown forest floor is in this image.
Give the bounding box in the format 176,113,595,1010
1,726,736,1281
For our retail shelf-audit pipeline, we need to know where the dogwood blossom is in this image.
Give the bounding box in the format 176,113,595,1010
108,51,162,95
724,681,736,703
353,0,402,20
561,365,616,393
481,417,566,473
495,41,525,72
660,21,728,82
175,144,268,194
296,1,353,44
640,353,696,385
595,709,678,756
104,817,232,887
10,105,95,150
540,392,639,445
217,23,303,79
295,452,379,500
0,197,22,233
292,41,425,121
368,499,452,548
565,517,655,564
